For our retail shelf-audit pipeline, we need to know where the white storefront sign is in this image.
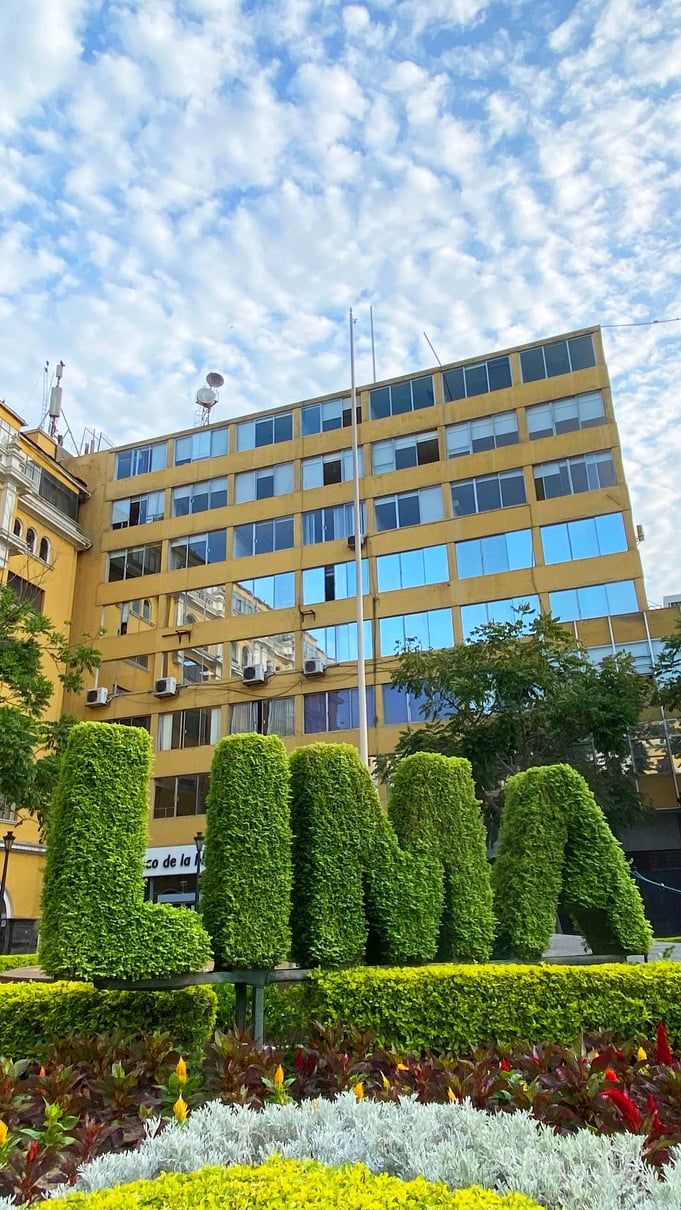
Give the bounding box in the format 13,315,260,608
143,844,203,876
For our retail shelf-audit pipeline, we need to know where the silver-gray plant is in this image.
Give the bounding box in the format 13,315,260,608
49,1094,681,1210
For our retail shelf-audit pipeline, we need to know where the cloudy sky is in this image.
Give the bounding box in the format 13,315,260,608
0,0,679,603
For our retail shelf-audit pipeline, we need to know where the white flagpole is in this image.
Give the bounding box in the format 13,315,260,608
349,308,369,766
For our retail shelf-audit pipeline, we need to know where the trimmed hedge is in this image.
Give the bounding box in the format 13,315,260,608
0,953,38,972
303,961,681,1052
0,982,216,1058
53,1157,542,1209
39,722,211,980
389,754,494,962
492,765,653,959
201,733,292,968
289,743,443,967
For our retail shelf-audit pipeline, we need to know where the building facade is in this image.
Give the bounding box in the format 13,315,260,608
0,402,90,950
1,326,680,935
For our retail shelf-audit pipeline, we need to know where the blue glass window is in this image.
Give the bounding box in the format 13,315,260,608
115,442,167,479
379,608,453,655
520,334,596,382
446,412,518,457
456,530,533,579
236,412,293,451
382,684,430,725
527,391,605,439
174,427,228,466
374,486,443,532
301,398,358,434
233,516,294,558
302,503,365,545
541,514,627,564
549,579,638,622
303,620,373,664
376,545,449,592
442,356,512,401
302,560,368,604
369,375,434,420
461,596,540,642
451,469,526,516
303,687,375,733
232,573,295,613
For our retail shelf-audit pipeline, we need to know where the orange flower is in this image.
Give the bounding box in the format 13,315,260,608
39,1066,46,1078
447,1087,456,1102
274,1064,285,1088
175,1057,187,1085
354,1081,364,1102
0,1120,8,1146
173,1095,188,1122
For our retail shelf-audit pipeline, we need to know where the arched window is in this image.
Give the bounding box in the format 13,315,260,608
26,528,36,554
12,518,22,538
39,536,51,563
142,599,152,621
241,645,251,667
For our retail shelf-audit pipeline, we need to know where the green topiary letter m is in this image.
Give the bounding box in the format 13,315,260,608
40,722,212,981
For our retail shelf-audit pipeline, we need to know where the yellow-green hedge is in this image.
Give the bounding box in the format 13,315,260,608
304,961,681,1051
53,1157,544,1209
0,953,38,973
0,982,217,1058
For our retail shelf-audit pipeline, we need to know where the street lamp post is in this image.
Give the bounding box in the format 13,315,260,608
193,831,205,913
0,830,15,956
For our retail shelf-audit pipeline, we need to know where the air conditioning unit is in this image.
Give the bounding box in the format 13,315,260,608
85,687,109,707
303,658,326,677
347,533,366,550
636,524,645,543
154,676,178,698
242,663,268,684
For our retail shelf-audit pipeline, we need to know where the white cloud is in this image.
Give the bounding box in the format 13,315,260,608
0,0,679,601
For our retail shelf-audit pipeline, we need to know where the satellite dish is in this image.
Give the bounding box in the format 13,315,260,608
206,372,224,390
196,387,216,406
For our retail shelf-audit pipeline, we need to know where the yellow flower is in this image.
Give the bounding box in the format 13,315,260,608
381,1072,390,1090
396,1062,409,1072
175,1056,187,1085
274,1064,285,1087
173,1095,188,1122
354,1082,364,1102
447,1087,456,1103
637,1047,647,1062
0,1120,8,1145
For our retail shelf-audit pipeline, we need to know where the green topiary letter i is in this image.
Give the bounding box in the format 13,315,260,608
491,763,653,959
39,722,212,980
200,733,293,968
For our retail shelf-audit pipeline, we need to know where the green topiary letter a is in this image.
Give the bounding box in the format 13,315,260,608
39,722,212,980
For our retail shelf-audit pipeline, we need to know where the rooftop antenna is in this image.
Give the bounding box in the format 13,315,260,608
48,361,65,439
195,372,224,426
423,332,442,366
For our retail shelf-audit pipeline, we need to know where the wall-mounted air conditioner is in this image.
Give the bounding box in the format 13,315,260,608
347,533,366,550
85,687,109,707
154,677,178,698
303,658,325,677
242,664,268,684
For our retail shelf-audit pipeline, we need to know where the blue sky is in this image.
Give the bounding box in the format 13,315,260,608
0,0,679,604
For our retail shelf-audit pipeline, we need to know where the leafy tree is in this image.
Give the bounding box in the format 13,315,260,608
654,616,681,712
376,609,652,838
0,583,100,825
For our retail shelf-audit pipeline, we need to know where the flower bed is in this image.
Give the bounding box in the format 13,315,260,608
2,1027,681,1204
49,1157,542,1210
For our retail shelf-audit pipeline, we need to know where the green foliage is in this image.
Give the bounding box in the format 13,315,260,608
0,583,100,824
39,722,211,980
289,743,443,968
201,733,292,969
654,616,681,712
492,765,653,959
304,962,681,1053
289,744,369,967
378,610,651,837
0,982,216,1058
0,952,38,972
52,1156,542,1209
389,754,494,961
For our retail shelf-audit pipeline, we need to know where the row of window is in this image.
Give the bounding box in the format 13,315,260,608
104,580,643,699
111,390,608,524
107,452,620,579
114,336,599,480
12,519,51,563
107,512,631,597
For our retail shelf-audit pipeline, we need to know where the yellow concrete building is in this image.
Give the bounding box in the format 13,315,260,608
58,325,680,926
2,325,680,941
0,401,90,951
